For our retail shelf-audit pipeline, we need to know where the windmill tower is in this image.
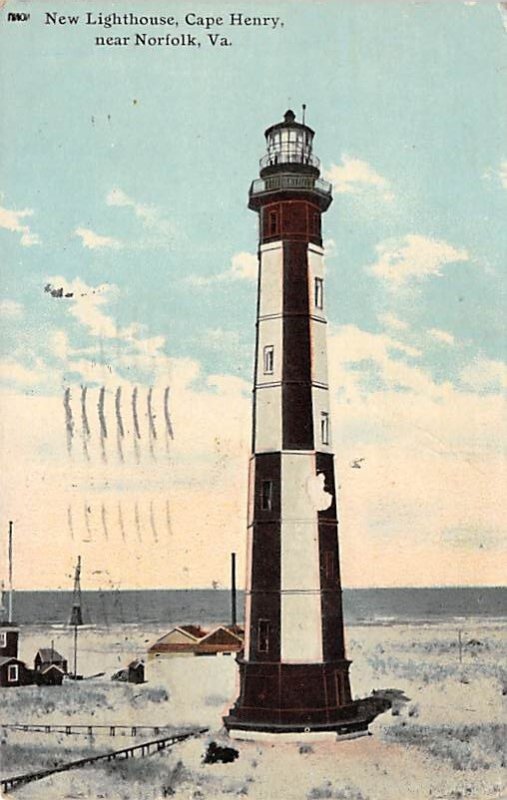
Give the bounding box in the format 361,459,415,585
224,110,377,739
69,555,83,678
70,555,83,627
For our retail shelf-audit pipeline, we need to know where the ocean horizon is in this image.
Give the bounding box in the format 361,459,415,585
7,586,506,627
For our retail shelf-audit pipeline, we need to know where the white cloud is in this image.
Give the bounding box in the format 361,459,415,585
47,278,145,346
0,299,23,318
428,328,455,346
330,324,421,369
377,312,409,332
369,234,469,289
201,328,242,352
460,356,507,391
0,204,40,246
324,156,394,201
41,276,178,394
498,3,507,34
187,251,257,286
483,160,507,188
50,330,70,360
107,188,146,214
46,276,120,340
49,329,101,363
229,252,257,281
75,227,122,250
106,187,177,247
0,358,44,386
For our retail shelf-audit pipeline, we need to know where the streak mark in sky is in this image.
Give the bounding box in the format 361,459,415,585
63,387,74,454
164,386,174,440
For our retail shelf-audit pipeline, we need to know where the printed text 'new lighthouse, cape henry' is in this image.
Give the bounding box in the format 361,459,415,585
44,12,284,29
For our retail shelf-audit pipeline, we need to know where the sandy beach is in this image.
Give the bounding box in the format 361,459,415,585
1,618,505,799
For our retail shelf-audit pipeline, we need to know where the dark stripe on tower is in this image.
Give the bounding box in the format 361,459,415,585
248,452,281,662
282,240,314,450
316,452,346,661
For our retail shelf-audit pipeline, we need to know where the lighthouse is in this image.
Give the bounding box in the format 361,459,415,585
224,110,377,739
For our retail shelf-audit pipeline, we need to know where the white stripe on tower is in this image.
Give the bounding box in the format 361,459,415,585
254,241,283,453
308,244,333,453
280,452,323,662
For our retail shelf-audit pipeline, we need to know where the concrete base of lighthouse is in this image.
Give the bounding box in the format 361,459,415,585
226,727,369,743
223,658,385,740
224,702,377,742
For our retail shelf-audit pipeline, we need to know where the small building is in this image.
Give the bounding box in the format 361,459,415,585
0,656,33,687
34,648,68,674
127,659,145,683
194,626,243,656
35,664,65,686
111,660,145,683
148,625,208,657
0,625,20,659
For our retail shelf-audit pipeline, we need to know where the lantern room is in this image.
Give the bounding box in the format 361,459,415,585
260,109,320,176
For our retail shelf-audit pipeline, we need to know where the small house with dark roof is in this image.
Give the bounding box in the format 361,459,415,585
34,664,65,686
147,625,208,657
34,648,68,674
194,626,243,656
0,656,33,687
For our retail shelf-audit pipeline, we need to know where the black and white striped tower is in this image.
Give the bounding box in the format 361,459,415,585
225,110,369,739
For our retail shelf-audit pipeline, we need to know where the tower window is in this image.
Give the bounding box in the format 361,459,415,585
0,632,6,648
7,664,19,683
320,412,329,445
312,212,320,234
269,209,279,236
263,345,274,374
261,480,273,511
315,277,324,309
258,619,270,653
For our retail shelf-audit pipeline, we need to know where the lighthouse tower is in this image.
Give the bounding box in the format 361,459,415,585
225,110,371,738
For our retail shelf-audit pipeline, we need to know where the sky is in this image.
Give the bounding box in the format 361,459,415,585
0,0,506,590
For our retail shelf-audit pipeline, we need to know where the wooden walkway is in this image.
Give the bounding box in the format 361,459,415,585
1,727,208,794
1,722,177,738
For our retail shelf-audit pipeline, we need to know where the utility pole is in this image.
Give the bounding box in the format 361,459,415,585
8,521,13,624
231,552,237,628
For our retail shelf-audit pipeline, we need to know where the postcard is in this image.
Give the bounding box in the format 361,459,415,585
0,1,506,798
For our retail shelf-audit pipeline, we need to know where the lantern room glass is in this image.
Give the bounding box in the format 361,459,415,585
265,126,314,166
